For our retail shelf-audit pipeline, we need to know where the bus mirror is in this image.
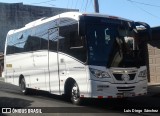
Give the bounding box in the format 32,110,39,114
127,22,134,31
70,46,84,49
134,22,151,41
79,20,86,36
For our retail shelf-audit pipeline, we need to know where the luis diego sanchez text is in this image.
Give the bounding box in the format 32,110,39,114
124,109,159,113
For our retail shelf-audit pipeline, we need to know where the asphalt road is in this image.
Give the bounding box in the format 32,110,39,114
0,81,160,116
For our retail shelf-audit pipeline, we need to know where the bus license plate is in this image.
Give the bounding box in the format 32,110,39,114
123,92,131,97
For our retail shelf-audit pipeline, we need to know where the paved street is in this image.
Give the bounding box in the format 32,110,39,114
0,80,160,116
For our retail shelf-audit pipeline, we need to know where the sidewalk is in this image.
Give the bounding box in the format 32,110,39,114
0,77,4,82
148,83,160,97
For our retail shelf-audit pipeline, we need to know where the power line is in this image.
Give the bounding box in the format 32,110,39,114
80,0,85,11
85,0,89,11
91,0,95,11
127,0,160,19
32,0,56,5
127,0,160,8
70,0,74,9
74,0,79,9
88,0,93,11
46,3,55,7
67,0,69,8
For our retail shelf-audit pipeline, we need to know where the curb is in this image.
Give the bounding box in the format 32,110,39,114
148,83,160,86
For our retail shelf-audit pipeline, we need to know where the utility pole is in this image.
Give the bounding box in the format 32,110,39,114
94,0,99,13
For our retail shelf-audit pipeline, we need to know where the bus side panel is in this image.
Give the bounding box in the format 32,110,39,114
29,51,48,90
58,53,88,97
48,51,59,94
5,53,34,86
5,52,49,91
5,69,14,84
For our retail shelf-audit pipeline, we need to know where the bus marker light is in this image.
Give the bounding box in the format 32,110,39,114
98,96,103,99
108,96,112,98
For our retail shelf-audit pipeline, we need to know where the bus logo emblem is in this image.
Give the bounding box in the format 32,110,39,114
121,74,130,82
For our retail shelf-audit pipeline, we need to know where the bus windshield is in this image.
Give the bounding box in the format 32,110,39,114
86,23,146,68
86,24,117,66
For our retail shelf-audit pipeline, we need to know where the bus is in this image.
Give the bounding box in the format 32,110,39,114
3,12,151,105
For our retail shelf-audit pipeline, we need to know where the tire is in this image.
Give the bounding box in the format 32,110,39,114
70,82,81,105
19,78,28,95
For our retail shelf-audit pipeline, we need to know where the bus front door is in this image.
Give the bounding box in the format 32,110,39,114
48,27,60,94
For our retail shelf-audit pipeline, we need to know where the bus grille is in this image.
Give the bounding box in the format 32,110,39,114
113,74,136,81
117,86,135,92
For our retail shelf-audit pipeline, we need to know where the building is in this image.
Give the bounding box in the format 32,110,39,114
0,2,77,52
147,26,160,83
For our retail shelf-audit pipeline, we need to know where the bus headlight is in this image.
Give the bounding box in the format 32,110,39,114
138,70,147,78
90,68,110,78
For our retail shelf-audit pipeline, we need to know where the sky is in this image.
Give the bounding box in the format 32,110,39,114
0,0,160,27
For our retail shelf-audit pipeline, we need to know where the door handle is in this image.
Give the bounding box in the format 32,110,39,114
61,71,65,75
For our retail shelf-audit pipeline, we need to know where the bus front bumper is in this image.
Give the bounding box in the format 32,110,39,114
85,79,147,98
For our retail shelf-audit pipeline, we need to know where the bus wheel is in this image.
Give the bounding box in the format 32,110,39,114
20,78,28,95
70,82,81,105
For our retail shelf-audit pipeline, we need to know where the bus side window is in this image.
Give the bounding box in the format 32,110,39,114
70,31,83,47
59,23,86,62
24,36,41,51
7,33,26,54
7,46,15,54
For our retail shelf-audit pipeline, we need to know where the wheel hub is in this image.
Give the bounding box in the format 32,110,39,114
72,85,79,99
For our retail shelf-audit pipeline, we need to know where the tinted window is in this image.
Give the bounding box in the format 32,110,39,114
6,26,58,54
86,24,117,66
59,23,86,62
7,31,27,54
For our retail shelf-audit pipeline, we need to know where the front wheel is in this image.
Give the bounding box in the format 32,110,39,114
19,78,28,95
70,82,81,105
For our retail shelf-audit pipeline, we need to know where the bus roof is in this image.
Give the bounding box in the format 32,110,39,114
7,12,133,35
